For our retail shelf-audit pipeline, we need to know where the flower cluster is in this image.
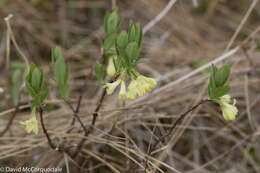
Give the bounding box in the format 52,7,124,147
217,95,238,121
20,107,38,135
104,70,157,101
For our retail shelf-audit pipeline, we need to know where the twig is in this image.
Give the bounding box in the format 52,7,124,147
72,88,107,158
143,0,178,34
65,96,87,133
145,99,210,170
242,47,258,75
4,14,29,71
224,0,258,51
0,106,19,137
39,107,57,150
162,99,210,140
4,15,11,74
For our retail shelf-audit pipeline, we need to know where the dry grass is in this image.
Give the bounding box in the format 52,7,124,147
0,0,260,172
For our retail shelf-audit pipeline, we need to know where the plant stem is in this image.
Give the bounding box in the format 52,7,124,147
72,88,107,158
39,107,57,150
144,99,210,170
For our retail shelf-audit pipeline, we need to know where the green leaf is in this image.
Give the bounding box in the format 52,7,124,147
114,56,123,72
211,85,230,99
52,47,70,99
133,58,148,65
59,86,70,99
103,33,117,52
135,23,143,47
116,31,128,48
208,64,231,100
107,10,119,35
54,57,67,86
94,63,104,84
10,61,26,70
214,65,230,87
39,85,50,102
128,21,136,43
104,12,110,33
125,42,139,63
11,69,22,106
31,67,42,92
128,22,143,47
26,64,49,107
52,46,63,64
26,81,37,97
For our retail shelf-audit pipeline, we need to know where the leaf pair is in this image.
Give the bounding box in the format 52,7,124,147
208,64,231,100
52,46,70,100
103,10,121,54
114,24,143,75
26,64,49,107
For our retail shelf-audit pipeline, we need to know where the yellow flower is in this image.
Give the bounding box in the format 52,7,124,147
127,75,157,100
104,79,121,95
106,56,117,77
219,95,238,121
20,109,38,135
118,81,127,101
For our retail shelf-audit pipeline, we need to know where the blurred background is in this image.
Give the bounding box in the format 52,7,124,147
0,0,260,172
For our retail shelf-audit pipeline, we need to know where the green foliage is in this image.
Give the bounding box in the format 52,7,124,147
98,9,145,81
26,64,49,107
52,46,70,100
94,63,105,84
208,64,231,100
104,9,121,36
128,21,142,47
11,69,22,106
10,61,26,106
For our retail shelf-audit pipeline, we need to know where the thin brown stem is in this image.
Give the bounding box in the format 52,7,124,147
39,107,57,150
0,106,19,137
72,88,107,158
162,99,210,140
65,96,87,133
149,99,210,156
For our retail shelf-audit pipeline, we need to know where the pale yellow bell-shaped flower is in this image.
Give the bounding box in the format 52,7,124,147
20,108,38,135
126,80,138,100
126,74,157,100
219,95,238,121
106,56,116,77
118,81,127,101
104,79,121,95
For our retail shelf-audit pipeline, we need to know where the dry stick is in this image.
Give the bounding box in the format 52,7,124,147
242,47,258,75
4,15,11,74
143,0,178,34
0,106,19,137
72,88,107,159
145,99,210,168
66,66,94,134
4,14,29,70
144,123,157,172
162,99,210,141
65,96,86,133
224,0,258,52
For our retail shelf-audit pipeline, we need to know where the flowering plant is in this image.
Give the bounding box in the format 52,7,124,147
95,9,157,102
208,64,238,120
